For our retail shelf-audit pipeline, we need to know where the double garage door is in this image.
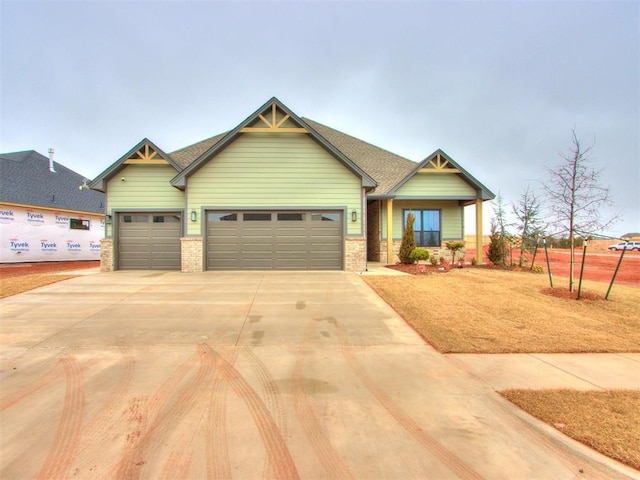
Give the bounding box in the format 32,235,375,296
118,213,182,270
207,210,343,270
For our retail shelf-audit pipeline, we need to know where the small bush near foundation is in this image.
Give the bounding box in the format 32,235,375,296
409,248,430,264
445,241,466,264
399,212,417,264
430,256,439,266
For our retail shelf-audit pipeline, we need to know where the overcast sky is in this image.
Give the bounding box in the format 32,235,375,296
1,0,638,237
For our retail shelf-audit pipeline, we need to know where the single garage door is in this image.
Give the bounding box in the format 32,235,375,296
118,213,182,270
206,211,343,270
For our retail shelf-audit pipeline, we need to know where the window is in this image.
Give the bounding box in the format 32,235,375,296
153,215,180,223
208,213,237,222
404,210,440,247
243,213,271,221
277,213,304,221
121,215,148,223
70,218,90,230
311,213,340,222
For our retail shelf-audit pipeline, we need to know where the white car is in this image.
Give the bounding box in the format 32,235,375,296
608,241,640,251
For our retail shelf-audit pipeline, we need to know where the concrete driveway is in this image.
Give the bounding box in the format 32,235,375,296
0,271,636,479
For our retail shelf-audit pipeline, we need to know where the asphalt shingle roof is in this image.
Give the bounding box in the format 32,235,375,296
166,119,417,195
0,150,105,214
302,119,417,195
169,132,229,169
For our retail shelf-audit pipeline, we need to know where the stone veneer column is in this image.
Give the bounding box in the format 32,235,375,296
99,238,114,272
181,237,204,273
345,237,366,272
379,240,401,264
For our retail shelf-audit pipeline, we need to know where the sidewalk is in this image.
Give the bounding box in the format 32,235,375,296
446,353,640,390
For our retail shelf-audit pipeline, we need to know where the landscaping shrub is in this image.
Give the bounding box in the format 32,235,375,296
531,264,544,274
445,241,465,264
430,256,439,266
487,222,506,265
399,212,416,264
409,248,430,264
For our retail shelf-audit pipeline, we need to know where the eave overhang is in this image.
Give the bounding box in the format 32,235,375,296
387,149,495,201
170,97,377,190
89,138,180,192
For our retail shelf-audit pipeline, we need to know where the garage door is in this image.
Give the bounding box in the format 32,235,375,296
206,211,343,270
118,213,182,270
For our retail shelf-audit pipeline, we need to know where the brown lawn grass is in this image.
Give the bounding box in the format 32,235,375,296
365,269,640,471
0,274,75,299
363,268,640,353
501,389,640,470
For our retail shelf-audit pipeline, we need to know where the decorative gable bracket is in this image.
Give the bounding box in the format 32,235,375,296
418,152,461,173
240,103,308,134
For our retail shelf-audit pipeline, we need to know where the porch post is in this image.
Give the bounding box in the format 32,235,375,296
386,198,394,264
475,199,483,264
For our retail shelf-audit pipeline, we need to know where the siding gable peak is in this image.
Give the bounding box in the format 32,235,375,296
89,138,180,192
389,149,495,201
170,97,377,189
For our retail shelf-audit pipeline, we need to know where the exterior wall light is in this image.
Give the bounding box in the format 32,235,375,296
351,209,357,222
105,214,112,225
190,210,197,222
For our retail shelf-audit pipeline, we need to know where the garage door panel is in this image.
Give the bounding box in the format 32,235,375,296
207,210,342,270
118,213,182,270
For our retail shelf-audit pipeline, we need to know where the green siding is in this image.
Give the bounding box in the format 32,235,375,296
381,200,463,241
106,164,184,236
187,133,363,235
395,173,476,197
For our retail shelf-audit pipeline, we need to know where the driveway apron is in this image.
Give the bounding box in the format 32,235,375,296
0,271,636,479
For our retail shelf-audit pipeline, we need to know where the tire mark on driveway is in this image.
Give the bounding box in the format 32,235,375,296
210,348,299,480
206,348,237,480
333,321,483,480
36,357,85,480
72,346,136,476
156,344,227,480
292,319,355,480
240,346,288,479
0,362,64,412
113,347,204,479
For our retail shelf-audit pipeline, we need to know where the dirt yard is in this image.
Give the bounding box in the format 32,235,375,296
465,247,640,288
0,261,99,299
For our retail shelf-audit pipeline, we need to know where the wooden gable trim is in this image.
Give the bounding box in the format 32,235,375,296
240,104,308,133
89,138,180,192
170,97,377,189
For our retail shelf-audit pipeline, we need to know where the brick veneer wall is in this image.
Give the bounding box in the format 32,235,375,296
100,238,114,272
181,237,203,272
345,237,366,272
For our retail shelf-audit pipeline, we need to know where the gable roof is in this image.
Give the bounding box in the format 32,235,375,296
301,119,417,196
0,150,105,214
89,138,180,192
389,149,495,201
169,132,228,169
169,97,377,189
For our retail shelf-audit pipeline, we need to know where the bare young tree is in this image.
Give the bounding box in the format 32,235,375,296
544,130,618,291
512,186,545,266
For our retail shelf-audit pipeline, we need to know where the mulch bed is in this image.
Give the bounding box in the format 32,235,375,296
385,262,539,276
385,263,454,275
540,287,603,301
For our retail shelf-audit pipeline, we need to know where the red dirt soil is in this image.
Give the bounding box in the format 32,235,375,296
0,261,99,279
465,247,639,288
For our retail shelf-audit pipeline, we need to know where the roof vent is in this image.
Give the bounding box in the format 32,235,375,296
48,148,56,173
